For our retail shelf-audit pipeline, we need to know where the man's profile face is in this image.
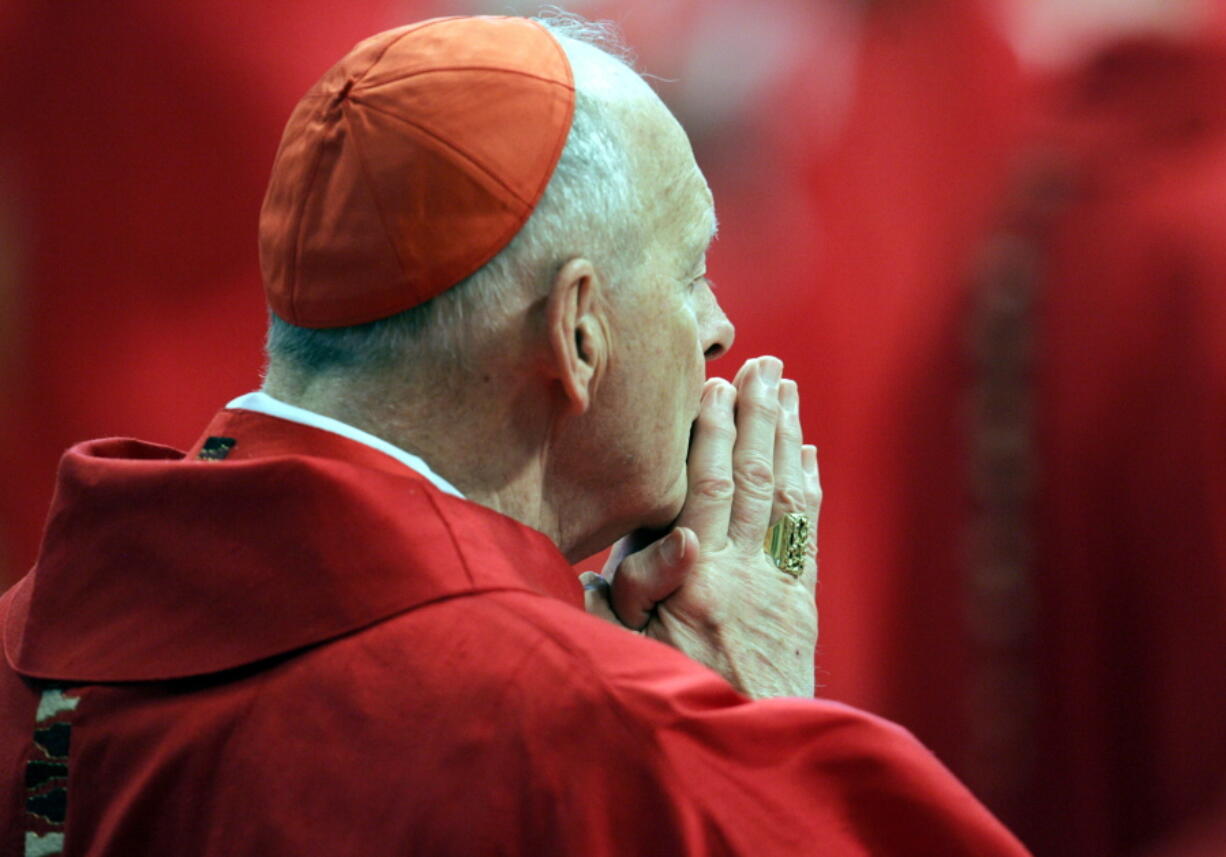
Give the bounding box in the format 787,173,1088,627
594,92,734,532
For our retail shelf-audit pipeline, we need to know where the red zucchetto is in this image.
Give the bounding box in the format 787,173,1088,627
259,16,575,328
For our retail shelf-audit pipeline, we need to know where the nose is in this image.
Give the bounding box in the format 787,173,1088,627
701,290,735,361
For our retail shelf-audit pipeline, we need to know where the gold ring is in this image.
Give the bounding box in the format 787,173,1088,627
763,512,809,578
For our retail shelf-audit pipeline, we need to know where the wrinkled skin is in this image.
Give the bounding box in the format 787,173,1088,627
583,356,821,700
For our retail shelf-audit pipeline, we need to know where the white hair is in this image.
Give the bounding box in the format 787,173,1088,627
266,13,650,377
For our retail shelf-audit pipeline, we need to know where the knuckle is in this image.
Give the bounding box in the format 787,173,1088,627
773,485,807,510
778,423,803,445
755,399,782,423
690,475,736,503
734,456,774,495
740,395,780,423
696,412,736,441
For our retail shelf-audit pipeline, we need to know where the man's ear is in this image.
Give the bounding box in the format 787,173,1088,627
545,257,606,414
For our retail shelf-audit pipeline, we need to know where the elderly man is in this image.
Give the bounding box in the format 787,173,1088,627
0,14,1028,857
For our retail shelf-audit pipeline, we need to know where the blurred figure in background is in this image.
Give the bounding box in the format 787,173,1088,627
793,0,1226,854
977,0,1226,853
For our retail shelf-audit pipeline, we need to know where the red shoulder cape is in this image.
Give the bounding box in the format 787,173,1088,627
5,408,581,682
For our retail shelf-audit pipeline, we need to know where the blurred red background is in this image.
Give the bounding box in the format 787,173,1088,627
2,1,1224,855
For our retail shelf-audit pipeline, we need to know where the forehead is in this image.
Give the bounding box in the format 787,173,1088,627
658,160,716,267
636,115,714,245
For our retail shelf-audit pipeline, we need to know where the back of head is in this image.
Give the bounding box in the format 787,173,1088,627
263,14,653,388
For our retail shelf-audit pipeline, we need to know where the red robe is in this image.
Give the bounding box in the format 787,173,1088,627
1,409,1029,856
1016,35,1226,856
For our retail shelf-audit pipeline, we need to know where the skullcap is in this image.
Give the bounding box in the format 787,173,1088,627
259,16,575,328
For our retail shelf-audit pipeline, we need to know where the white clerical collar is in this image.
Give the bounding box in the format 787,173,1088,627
225,391,465,498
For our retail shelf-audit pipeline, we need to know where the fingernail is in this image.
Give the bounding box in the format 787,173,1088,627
762,358,782,386
780,379,798,409
662,529,685,565
580,572,608,591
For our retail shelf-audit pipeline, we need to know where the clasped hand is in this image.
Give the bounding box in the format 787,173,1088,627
581,356,821,699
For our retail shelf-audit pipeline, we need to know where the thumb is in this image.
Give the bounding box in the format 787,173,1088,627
607,527,699,630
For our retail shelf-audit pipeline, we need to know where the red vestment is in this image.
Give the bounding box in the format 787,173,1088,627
1015,36,1226,855
1,409,1028,855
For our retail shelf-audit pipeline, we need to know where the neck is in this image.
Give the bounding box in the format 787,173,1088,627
262,366,605,563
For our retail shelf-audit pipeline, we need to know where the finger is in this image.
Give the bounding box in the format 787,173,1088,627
801,444,822,595
676,379,736,546
731,357,756,388
802,444,822,521
771,379,807,523
579,572,622,626
728,356,783,546
608,527,699,630
602,528,667,577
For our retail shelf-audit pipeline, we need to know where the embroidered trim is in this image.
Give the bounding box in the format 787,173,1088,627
198,436,237,461
24,687,80,856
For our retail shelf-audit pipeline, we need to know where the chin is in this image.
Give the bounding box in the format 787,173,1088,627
643,470,688,529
